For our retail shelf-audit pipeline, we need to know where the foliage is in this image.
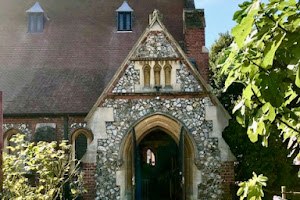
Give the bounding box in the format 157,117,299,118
222,0,300,160
237,172,268,200
210,32,299,198
209,32,234,94
223,120,300,199
1,134,86,200
209,32,244,112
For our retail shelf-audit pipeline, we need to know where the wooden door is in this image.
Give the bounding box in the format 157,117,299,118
132,128,142,200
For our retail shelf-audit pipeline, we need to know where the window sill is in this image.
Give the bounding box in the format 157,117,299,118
117,30,133,33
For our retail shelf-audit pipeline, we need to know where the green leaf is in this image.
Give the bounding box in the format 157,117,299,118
262,33,285,69
260,71,286,108
257,121,265,136
296,66,300,88
243,84,254,100
262,103,276,122
231,1,260,48
248,126,258,143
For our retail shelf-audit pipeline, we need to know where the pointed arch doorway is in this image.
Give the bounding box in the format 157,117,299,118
135,129,182,200
118,114,199,200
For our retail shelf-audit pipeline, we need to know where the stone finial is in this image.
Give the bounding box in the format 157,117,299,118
149,9,163,24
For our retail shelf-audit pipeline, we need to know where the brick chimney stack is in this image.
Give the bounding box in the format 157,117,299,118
183,9,209,83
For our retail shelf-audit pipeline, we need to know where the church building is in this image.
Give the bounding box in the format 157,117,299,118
0,0,235,199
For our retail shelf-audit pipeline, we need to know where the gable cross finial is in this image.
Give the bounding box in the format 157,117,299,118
149,9,163,25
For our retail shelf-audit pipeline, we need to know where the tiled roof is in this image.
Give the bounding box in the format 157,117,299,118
0,0,186,115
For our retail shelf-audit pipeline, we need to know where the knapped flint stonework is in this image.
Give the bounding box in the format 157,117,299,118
177,63,203,92
112,63,140,93
135,32,179,58
95,97,223,200
3,123,31,139
96,139,120,200
69,122,89,138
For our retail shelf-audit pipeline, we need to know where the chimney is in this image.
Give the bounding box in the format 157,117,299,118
183,9,209,83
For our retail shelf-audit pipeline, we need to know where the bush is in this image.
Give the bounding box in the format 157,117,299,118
1,134,86,200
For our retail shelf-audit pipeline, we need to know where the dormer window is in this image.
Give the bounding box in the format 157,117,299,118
116,1,133,31
26,2,44,33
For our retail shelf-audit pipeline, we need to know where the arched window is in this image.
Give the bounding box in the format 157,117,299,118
3,129,21,154
71,129,93,169
35,126,56,142
146,149,156,166
154,64,161,86
164,64,172,87
143,65,151,87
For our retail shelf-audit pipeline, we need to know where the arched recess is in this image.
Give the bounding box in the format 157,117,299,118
70,128,93,167
3,128,22,154
143,64,151,87
117,113,200,200
154,64,161,86
164,63,172,87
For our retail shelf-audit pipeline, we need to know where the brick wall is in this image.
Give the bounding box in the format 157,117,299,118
3,117,64,141
82,163,96,200
184,27,209,83
221,161,235,199
3,116,85,141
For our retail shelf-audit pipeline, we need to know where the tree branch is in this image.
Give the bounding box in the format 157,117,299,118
276,117,300,134
264,12,289,33
246,56,268,72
